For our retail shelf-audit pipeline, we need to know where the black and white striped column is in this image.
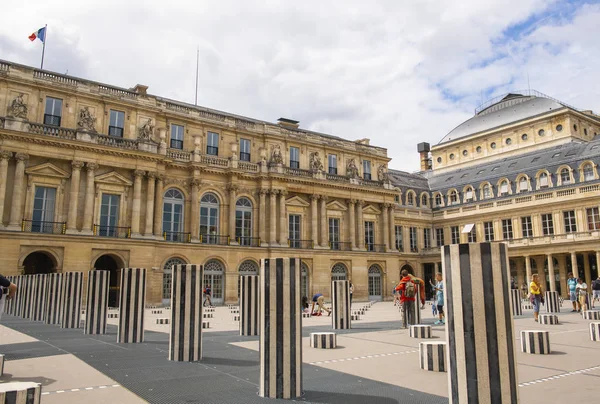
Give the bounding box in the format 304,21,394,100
44,273,63,325
31,274,48,322
521,330,551,354
442,243,519,404
169,264,203,361
545,291,560,313
259,258,302,399
0,382,42,403
20,275,35,319
510,289,522,317
411,282,422,325
419,341,447,372
12,276,24,317
539,314,559,325
590,322,600,341
118,268,146,343
331,280,351,329
240,275,259,336
61,272,83,329
85,270,110,335
410,324,432,338
310,332,336,349
583,310,600,320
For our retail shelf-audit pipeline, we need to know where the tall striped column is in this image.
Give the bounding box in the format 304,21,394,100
442,243,519,404
240,275,259,336
118,268,146,343
545,291,560,313
31,274,48,322
331,280,351,329
45,273,63,325
61,272,83,329
20,275,35,319
85,271,110,335
169,264,203,361
510,289,522,317
259,258,302,399
412,281,422,325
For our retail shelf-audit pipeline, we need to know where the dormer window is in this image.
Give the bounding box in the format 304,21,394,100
407,193,414,206
499,181,509,196
449,190,458,205
435,194,442,206
539,172,549,188
483,184,492,199
519,177,528,192
465,188,474,203
560,168,571,185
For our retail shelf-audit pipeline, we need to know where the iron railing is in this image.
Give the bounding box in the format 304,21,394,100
330,241,352,251
200,234,230,245
22,220,66,234
288,239,314,249
93,225,131,238
366,243,386,252
236,236,261,247
163,231,191,243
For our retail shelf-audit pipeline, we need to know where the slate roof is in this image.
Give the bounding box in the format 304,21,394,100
387,169,430,192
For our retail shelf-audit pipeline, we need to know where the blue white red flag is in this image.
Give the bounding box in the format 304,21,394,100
28,27,46,43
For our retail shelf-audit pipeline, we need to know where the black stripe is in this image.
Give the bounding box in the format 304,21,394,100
444,246,459,403
438,344,445,372
459,243,478,401
289,259,297,398
119,269,125,341
133,269,140,342
275,258,284,398
170,265,178,360
481,243,500,403
528,331,535,353
537,332,544,354
263,259,270,397
427,344,434,370
190,265,196,361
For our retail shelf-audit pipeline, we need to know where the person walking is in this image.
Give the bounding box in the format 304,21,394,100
203,284,212,307
567,272,578,312
592,276,600,309
529,274,543,322
431,272,445,325
349,281,354,305
396,269,425,329
0,274,17,321
576,278,588,313
311,293,331,316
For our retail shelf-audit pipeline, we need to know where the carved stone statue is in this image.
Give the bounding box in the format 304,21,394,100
77,106,97,132
309,151,324,171
346,158,359,178
9,93,28,119
270,144,284,165
377,164,389,182
138,118,155,141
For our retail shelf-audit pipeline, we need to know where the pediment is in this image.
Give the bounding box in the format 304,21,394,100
362,204,381,215
286,195,310,207
25,162,70,179
326,200,347,211
95,171,133,187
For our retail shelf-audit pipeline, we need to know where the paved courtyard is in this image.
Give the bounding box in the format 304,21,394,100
1,301,599,403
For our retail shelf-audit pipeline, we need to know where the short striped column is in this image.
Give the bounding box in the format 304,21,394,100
118,268,147,343
412,284,422,325
259,257,302,399
302,312,311,318
202,321,210,329
0,354,4,376
545,291,560,313
521,330,551,354
240,275,259,336
61,272,83,329
108,313,119,319
410,324,432,338
85,270,110,335
156,318,170,325
31,274,48,322
583,310,600,320
510,289,522,317
310,332,336,349
538,314,559,325
44,273,63,325
419,342,447,372
331,280,351,329
590,322,600,341
169,264,203,361
0,382,42,403
151,310,163,314
442,243,519,404
20,275,35,319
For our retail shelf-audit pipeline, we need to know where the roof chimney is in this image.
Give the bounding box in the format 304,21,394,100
355,138,370,145
132,84,148,96
417,142,431,171
277,118,299,129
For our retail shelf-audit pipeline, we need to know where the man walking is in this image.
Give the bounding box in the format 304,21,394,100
396,269,425,329
592,276,600,309
576,278,588,313
567,272,578,312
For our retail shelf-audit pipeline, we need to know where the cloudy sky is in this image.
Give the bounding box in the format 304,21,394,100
1,0,599,170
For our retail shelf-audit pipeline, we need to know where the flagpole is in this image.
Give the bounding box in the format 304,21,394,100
40,24,47,69
194,46,199,106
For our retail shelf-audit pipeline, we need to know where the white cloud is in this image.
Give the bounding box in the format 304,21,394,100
1,0,598,170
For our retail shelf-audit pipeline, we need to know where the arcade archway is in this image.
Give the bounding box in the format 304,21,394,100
22,251,56,274
94,254,124,307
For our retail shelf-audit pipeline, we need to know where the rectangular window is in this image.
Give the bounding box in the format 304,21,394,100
170,124,184,149
31,186,56,233
468,226,477,243
329,218,340,249
239,138,251,162
484,221,494,241
288,214,301,248
207,132,219,155
499,182,509,196
451,226,460,244
363,160,371,180
423,228,431,249
541,213,554,236
108,110,125,137
395,225,403,251
409,227,418,252
328,154,337,175
502,219,513,240
44,97,63,126
289,147,300,169
587,207,600,230
365,221,375,251
563,210,577,233
436,228,445,247
99,194,120,237
521,216,533,238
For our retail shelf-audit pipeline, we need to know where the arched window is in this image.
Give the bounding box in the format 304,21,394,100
464,187,474,202
238,259,258,297
421,194,428,207
301,261,310,299
449,190,458,204
560,168,571,185
407,192,414,206
163,189,185,241
583,163,595,181
200,193,220,243
538,172,549,188
162,257,186,302
368,264,382,300
435,193,442,207
482,184,492,199
235,197,253,246
518,177,529,192
204,259,224,305
499,180,509,196
331,263,348,281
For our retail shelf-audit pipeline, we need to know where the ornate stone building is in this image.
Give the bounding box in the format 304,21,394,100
0,60,598,305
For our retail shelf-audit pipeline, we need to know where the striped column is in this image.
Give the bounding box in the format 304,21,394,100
539,314,559,325
44,273,63,325
259,257,302,399
0,382,42,403
85,271,110,335
0,354,3,376
411,284,422,325
410,324,432,338
331,280,351,329
118,268,147,343
169,264,203,361
20,275,35,319
12,276,24,317
545,291,560,313
442,243,519,404
3,276,13,315
31,274,48,322
419,342,447,372
521,330,550,354
310,332,336,349
510,289,522,317
240,275,259,336
583,310,600,320
590,322,600,341
61,272,83,329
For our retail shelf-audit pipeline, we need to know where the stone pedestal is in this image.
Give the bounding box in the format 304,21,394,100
545,291,560,313
419,341,447,372
510,289,522,317
442,242,519,404
85,270,110,335
169,264,203,361
331,280,351,329
118,268,147,343
61,272,83,329
45,273,63,325
310,332,336,349
240,275,259,336
259,257,302,399
0,382,42,403
31,274,48,322
521,330,550,354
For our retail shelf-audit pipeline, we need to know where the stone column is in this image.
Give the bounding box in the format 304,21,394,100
356,200,365,249
347,199,356,249
571,252,579,279
45,273,63,325
584,253,592,291
259,189,267,246
389,205,395,250
130,169,145,237
331,280,351,329
269,191,278,246
81,163,98,234
320,196,328,247
61,272,84,329
558,254,568,297
7,152,28,230
382,203,390,250
153,174,164,237
280,190,289,246
516,259,525,291
0,150,12,226
118,268,147,343
442,243,519,404
259,257,302,399
240,275,259,336
169,264,203,361
547,254,556,292
190,179,200,241
525,256,532,285
228,185,238,244
311,195,319,245
65,161,84,233
144,172,156,237
85,270,110,335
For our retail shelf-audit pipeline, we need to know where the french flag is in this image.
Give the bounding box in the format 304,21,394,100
28,27,46,43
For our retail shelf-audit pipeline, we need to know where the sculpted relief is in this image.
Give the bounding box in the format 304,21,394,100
377,164,389,182
138,118,155,141
9,93,28,119
270,144,284,165
346,158,360,178
309,151,324,171
77,106,97,132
